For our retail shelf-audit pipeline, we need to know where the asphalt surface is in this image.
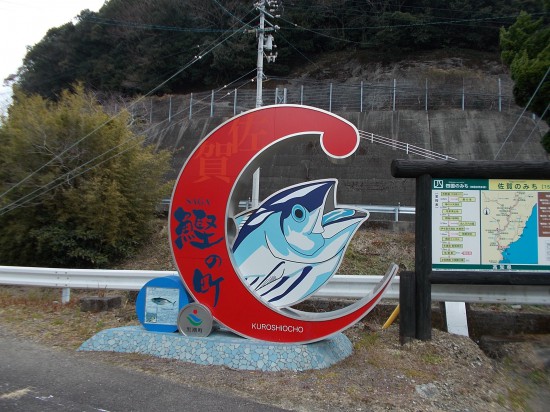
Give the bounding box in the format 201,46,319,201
0,328,287,412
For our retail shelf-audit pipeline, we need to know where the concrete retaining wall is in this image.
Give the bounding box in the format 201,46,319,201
148,110,548,206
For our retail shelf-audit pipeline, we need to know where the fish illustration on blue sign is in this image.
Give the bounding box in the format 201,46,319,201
151,297,176,306
232,179,368,308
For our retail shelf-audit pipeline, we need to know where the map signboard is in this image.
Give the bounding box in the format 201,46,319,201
432,178,550,272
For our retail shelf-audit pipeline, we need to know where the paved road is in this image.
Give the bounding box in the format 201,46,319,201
0,330,287,412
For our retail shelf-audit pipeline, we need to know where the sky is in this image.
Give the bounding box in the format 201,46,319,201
0,0,106,114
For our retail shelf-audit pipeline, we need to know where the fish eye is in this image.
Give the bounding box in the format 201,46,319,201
291,205,306,222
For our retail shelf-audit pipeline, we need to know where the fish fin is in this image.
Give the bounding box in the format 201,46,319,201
267,266,312,304
233,209,256,232
255,262,285,290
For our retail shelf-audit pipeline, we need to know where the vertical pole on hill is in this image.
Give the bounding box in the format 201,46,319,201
210,90,214,117
189,93,193,120
168,95,172,122
425,78,428,111
392,79,396,111
498,78,502,112
329,83,333,112
300,85,304,105
461,78,465,111
360,81,364,112
234,89,237,116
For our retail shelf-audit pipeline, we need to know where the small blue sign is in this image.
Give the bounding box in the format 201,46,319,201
136,275,192,332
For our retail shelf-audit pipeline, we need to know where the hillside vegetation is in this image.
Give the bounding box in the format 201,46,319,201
12,0,545,99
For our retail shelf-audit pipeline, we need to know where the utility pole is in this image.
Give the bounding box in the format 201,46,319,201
254,0,281,108
251,1,281,206
256,3,265,108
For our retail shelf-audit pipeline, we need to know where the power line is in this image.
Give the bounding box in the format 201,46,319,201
211,0,253,28
514,104,550,160
280,12,546,36
0,15,256,206
0,69,257,216
82,15,241,33
494,66,549,160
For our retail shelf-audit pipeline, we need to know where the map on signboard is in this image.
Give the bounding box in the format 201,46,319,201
481,191,538,265
432,179,550,271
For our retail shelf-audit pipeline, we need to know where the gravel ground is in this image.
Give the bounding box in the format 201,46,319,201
1,224,548,411
1,286,549,411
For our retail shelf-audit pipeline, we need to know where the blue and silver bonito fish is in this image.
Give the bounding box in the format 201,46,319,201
232,179,368,308
151,297,176,306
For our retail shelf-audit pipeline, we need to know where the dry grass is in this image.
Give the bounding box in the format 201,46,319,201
339,228,415,275
0,287,139,349
115,218,417,276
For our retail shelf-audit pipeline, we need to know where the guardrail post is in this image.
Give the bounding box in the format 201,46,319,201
399,271,416,344
62,287,71,304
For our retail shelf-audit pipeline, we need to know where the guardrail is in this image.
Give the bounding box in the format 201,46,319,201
1,266,548,306
159,200,416,222
346,204,415,222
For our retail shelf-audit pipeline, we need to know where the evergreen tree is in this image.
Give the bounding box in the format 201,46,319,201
500,10,550,151
14,0,546,98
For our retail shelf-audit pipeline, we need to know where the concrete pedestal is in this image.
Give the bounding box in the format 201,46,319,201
78,326,353,372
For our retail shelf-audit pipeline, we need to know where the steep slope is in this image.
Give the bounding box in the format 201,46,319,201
142,51,548,206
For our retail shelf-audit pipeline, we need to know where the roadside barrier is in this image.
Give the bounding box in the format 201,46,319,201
1,266,548,306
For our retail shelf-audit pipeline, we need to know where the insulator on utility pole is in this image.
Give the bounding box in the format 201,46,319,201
266,53,277,63
255,3,265,109
264,34,274,51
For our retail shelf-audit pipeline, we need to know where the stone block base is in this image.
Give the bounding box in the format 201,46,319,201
78,326,353,371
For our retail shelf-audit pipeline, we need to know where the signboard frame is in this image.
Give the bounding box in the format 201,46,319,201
392,160,550,340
